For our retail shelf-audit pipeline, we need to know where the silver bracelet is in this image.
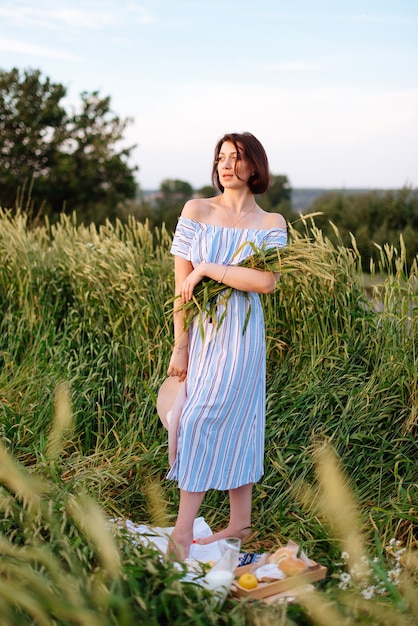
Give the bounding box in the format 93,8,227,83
218,265,228,283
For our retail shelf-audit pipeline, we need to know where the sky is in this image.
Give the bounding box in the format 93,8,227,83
1,0,417,191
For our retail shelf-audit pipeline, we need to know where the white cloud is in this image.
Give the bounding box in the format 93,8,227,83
0,38,82,61
0,1,155,31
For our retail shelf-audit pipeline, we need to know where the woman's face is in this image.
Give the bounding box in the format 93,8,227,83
217,141,252,189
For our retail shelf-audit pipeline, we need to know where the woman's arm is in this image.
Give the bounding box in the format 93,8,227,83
179,262,279,303
167,255,193,381
207,263,279,293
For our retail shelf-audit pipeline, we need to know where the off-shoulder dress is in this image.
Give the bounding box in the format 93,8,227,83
167,216,287,492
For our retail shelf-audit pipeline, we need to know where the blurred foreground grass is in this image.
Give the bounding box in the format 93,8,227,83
0,208,416,624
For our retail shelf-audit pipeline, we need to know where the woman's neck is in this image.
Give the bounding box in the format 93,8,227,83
219,189,255,213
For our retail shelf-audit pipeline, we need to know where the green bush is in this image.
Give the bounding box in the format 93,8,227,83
306,187,418,270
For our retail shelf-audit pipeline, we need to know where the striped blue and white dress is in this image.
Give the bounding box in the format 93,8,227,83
167,216,287,492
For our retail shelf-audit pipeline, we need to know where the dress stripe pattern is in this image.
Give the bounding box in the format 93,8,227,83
167,217,287,492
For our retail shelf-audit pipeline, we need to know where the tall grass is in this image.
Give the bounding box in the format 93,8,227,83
0,207,416,624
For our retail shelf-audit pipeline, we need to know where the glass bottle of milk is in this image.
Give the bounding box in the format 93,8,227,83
203,538,241,606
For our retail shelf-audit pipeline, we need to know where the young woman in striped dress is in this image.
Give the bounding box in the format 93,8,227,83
167,132,287,559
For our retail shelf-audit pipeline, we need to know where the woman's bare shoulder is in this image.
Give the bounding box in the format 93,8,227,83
182,197,217,221
259,209,287,230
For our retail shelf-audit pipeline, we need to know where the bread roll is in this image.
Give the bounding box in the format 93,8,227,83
269,547,294,565
278,556,307,577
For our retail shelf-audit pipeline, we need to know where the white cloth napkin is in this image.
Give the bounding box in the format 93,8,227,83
254,563,285,580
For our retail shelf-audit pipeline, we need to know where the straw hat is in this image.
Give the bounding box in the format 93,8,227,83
157,376,185,429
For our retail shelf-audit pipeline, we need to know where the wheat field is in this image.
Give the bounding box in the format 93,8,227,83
0,208,416,625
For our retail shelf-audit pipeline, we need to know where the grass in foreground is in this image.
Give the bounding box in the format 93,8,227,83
0,406,416,625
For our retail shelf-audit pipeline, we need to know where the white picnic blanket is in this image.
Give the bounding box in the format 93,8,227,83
117,516,223,564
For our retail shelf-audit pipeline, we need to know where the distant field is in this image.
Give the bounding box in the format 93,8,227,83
291,187,384,212
143,187,399,213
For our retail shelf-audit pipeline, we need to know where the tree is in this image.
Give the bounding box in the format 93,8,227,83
0,68,66,199
265,174,292,207
0,68,138,222
257,174,300,225
152,179,194,233
195,185,218,199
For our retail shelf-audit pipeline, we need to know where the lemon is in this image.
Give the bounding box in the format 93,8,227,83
238,573,258,589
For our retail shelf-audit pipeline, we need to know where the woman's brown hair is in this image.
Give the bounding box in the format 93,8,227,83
211,132,271,194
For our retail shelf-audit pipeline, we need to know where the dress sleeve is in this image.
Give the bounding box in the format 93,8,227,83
261,228,288,250
170,217,198,260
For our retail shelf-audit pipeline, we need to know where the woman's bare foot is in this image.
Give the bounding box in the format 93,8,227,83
166,527,193,560
193,526,251,546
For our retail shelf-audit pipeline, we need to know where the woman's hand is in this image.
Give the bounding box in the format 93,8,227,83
180,264,206,302
168,345,188,382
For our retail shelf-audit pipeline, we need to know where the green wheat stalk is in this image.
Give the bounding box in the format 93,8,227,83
177,239,335,336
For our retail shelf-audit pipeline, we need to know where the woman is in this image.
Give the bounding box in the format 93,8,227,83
167,132,287,559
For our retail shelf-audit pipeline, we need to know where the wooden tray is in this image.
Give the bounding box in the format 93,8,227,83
231,547,327,601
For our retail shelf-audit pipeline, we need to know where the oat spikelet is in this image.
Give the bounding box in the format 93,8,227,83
298,589,344,626
47,381,73,460
0,441,42,512
143,476,171,528
314,444,367,579
66,493,121,579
